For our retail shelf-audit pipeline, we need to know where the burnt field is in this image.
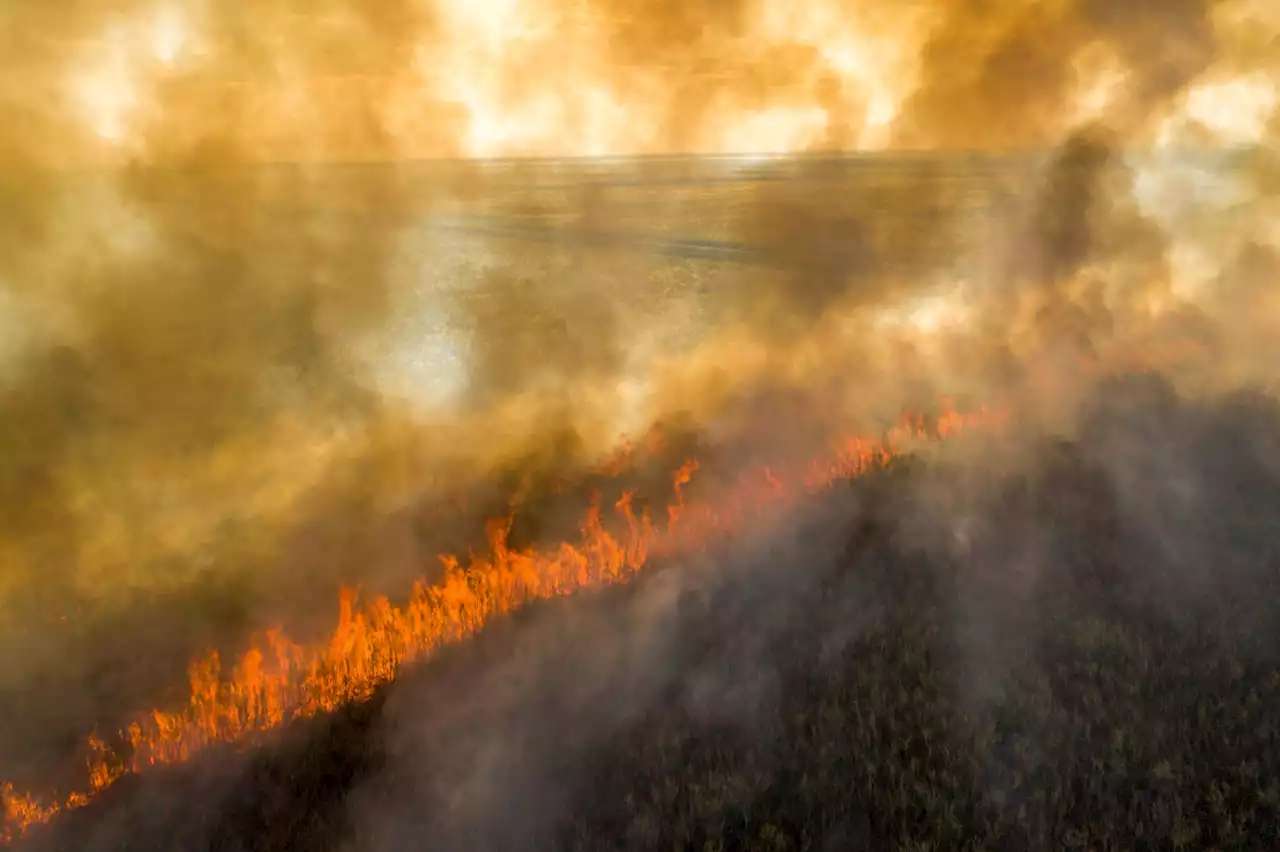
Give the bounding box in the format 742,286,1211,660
16,372,1280,852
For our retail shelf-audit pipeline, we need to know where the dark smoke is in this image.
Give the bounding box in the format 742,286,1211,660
351,376,1280,852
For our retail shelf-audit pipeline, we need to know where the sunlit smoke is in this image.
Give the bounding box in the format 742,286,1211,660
1,0,1279,843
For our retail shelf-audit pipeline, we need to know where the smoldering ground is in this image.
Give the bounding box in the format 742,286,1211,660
2,0,1279,833
337,376,1280,852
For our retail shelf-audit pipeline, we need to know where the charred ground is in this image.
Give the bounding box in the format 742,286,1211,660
17,372,1280,852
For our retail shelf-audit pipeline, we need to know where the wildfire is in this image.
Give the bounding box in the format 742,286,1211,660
0,400,1008,844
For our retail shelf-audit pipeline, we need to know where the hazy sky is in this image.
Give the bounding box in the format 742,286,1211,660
1,0,1275,167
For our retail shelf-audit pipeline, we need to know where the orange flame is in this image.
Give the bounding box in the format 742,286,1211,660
0,403,1009,844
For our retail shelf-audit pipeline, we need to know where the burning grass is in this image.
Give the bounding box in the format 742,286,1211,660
0,400,1009,843
15,375,1280,852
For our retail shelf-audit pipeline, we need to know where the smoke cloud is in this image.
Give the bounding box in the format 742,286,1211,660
1,0,1278,834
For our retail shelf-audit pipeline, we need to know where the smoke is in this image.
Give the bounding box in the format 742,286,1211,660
1,0,1278,831
891,0,1229,149
0,162,418,782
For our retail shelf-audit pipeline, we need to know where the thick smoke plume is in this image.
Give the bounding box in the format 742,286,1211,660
0,0,1278,832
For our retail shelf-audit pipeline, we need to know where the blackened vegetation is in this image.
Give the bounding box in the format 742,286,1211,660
20,374,1280,852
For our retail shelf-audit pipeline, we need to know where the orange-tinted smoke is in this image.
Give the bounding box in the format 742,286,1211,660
1,0,1276,840
4,0,1274,166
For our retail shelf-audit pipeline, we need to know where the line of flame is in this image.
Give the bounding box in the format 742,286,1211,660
1,401,1009,844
